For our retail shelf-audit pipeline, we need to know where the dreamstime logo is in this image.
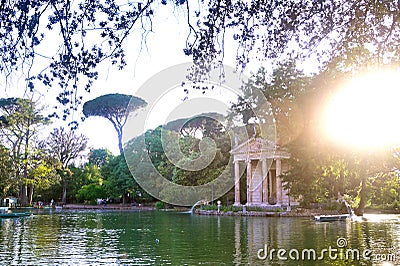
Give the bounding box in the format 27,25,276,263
123,62,276,206
257,237,397,263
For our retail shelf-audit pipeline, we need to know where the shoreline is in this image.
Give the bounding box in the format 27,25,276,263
56,205,333,217
32,204,399,217
62,204,155,211
195,208,344,217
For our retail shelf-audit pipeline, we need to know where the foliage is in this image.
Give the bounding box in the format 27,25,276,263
0,145,12,197
76,183,106,204
155,201,166,210
229,61,310,146
185,0,400,74
170,149,229,186
88,148,114,167
164,112,225,139
60,164,103,204
66,165,93,203
101,155,150,204
125,115,233,204
161,117,231,187
200,204,242,212
26,156,60,191
371,173,400,207
83,93,147,154
143,127,166,169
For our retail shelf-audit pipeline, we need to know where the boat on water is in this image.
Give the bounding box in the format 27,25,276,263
0,212,32,218
314,214,350,222
314,198,356,222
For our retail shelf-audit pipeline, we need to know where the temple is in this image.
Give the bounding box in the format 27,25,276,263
230,137,297,207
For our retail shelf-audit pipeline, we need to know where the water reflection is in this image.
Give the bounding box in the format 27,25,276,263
235,215,400,265
0,211,398,265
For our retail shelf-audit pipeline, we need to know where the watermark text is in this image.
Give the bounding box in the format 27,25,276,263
257,237,397,263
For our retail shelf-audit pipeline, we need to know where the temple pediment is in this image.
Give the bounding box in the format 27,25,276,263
230,137,289,160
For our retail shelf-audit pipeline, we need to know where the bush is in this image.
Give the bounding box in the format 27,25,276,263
247,206,283,212
199,204,217,211
155,201,166,210
222,205,244,212
76,183,106,204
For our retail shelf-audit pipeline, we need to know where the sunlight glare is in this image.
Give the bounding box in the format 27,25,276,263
323,70,400,149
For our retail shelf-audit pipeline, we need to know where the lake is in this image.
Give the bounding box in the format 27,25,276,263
0,210,399,265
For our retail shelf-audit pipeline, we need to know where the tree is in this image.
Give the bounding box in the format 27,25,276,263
83,93,147,154
0,97,50,205
43,127,88,204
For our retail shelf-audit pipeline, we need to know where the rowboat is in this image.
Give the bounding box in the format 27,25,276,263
314,214,350,222
0,212,32,218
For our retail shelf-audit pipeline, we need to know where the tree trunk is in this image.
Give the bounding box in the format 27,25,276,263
355,176,367,216
62,177,67,204
22,122,31,207
19,185,28,206
122,193,129,204
118,131,123,155
28,185,34,206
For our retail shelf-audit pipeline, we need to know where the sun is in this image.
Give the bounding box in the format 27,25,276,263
323,70,400,150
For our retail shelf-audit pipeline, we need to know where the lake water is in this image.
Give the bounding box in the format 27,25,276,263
0,210,399,265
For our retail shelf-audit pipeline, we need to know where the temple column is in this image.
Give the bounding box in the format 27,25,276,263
261,158,268,204
234,160,241,206
268,170,273,204
276,158,282,205
246,159,252,205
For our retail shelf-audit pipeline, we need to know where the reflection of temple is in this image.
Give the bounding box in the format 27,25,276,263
230,137,296,207
233,216,296,264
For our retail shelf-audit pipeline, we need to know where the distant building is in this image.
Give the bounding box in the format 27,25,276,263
230,137,298,207
1,197,17,208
